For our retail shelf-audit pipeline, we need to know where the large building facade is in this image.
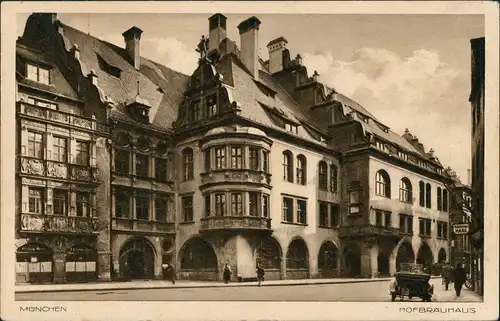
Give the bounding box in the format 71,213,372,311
15,13,453,284
469,37,485,296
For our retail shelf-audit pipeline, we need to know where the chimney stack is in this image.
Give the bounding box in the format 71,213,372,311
122,26,143,70
267,37,288,74
208,13,227,53
237,16,261,80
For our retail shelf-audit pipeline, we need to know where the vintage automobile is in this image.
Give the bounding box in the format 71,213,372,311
389,263,434,302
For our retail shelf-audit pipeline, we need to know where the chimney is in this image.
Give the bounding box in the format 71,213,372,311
267,36,288,74
208,13,227,53
122,26,143,69
237,16,261,80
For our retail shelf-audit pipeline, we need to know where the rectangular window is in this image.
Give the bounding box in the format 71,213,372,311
204,194,211,217
319,164,328,190
231,193,243,216
215,193,226,217
419,218,431,237
75,141,90,165
53,189,68,215
319,202,328,227
262,151,269,173
231,146,243,169
215,147,226,169
384,212,391,227
155,196,168,222
262,195,269,218
76,192,90,217
297,199,307,224
182,196,193,222
249,147,260,170
204,149,211,171
27,131,44,159
282,197,293,222
330,204,339,227
437,222,448,239
419,182,425,207
114,149,130,174
135,154,149,177
425,184,432,208
115,191,130,218
27,63,50,85
28,188,44,214
330,165,338,193
375,211,383,226
52,136,67,162
399,214,413,234
249,192,258,216
206,94,217,117
136,196,150,220
155,157,167,182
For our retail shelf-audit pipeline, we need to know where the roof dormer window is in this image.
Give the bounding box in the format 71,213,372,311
26,63,50,85
285,122,298,134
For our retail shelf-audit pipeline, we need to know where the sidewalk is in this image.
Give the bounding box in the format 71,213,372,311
17,276,430,293
431,281,483,302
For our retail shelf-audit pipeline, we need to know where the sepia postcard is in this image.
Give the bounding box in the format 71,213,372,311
1,1,499,320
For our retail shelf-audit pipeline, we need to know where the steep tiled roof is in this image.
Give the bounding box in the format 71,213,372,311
16,43,81,101
217,55,327,145
59,22,189,130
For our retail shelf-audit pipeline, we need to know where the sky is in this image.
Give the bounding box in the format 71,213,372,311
17,13,484,181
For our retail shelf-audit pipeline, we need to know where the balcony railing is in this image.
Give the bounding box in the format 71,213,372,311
20,213,99,235
338,225,401,239
200,169,271,187
19,157,98,182
112,217,175,234
200,216,272,232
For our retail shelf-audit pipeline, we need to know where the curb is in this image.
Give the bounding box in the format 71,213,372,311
16,276,441,294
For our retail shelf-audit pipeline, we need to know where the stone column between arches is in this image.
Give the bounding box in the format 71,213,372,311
217,235,256,281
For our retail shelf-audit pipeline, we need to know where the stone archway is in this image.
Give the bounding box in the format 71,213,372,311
286,238,309,279
119,237,156,280
16,243,54,284
416,242,434,270
318,241,339,278
178,237,218,280
256,236,282,280
343,243,361,277
438,248,447,263
395,241,415,272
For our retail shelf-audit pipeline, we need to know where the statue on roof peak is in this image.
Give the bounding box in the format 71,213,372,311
196,35,209,59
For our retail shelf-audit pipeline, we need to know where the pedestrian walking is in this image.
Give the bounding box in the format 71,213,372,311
223,262,232,284
256,263,265,287
441,262,451,290
452,262,467,297
167,263,176,285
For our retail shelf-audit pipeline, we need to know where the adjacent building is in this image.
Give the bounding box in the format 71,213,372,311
469,37,485,296
15,12,454,284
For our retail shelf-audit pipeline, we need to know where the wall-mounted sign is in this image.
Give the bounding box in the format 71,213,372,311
453,223,470,235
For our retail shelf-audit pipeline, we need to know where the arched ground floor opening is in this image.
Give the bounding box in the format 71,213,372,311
65,244,97,283
318,241,339,278
178,237,218,281
343,243,361,277
16,243,54,284
416,242,434,272
438,248,447,263
377,251,390,277
286,238,309,279
119,237,155,280
256,236,282,280
396,241,415,272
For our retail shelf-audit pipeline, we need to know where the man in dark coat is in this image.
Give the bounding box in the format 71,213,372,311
441,262,452,290
256,263,265,287
452,262,467,297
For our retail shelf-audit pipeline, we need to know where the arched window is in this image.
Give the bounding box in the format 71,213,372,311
182,148,194,181
282,150,293,182
155,142,168,182
330,164,338,193
425,183,431,208
135,137,151,178
296,155,307,185
437,187,442,211
399,178,412,203
318,161,328,190
442,189,448,212
114,132,131,175
419,181,425,207
375,170,391,198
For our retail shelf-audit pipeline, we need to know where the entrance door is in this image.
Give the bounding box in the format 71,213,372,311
119,238,155,279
